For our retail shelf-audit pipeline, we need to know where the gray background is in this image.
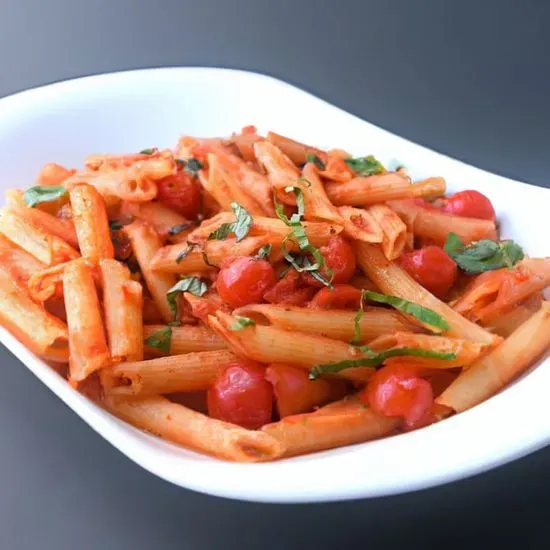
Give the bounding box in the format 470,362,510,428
1,0,549,548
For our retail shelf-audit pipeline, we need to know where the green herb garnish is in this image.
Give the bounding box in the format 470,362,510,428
345,155,384,176
168,222,194,236
175,242,199,263
208,202,253,243
185,158,204,175
109,220,124,231
166,277,208,318
139,148,156,155
255,244,273,260
144,327,172,353
24,186,68,208
306,153,326,170
230,316,256,331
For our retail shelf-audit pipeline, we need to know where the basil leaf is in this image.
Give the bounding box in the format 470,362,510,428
24,185,68,208
306,153,326,170
144,327,172,353
444,232,524,274
168,222,194,236
309,347,456,379
345,155,384,176
109,220,124,231
363,290,449,332
202,251,216,268
166,277,208,318
255,244,272,260
175,159,186,169
140,148,155,155
208,202,253,243
230,316,256,331
176,242,199,263
185,158,204,175
350,308,364,345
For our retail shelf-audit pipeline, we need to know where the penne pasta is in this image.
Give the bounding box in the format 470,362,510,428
0,207,79,265
254,140,300,193
104,349,236,396
35,162,76,186
124,220,177,322
367,204,407,260
0,234,46,285
234,303,421,343
437,302,550,413
70,184,114,263
299,163,343,224
100,259,143,362
336,206,383,243
355,242,498,344
63,260,110,381
143,324,226,357
103,394,284,462
262,396,400,458
266,131,326,166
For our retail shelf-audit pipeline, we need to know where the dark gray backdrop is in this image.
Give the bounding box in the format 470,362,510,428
1,1,549,548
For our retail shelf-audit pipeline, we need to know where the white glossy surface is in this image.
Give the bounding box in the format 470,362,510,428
0,68,548,503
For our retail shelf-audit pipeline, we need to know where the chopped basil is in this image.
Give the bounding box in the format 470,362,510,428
363,290,449,332
350,307,364,345
185,158,204,175
444,232,524,274
139,148,156,155
109,220,124,231
175,242,199,263
168,222,194,236
309,347,456,379
306,153,326,170
175,159,186,169
255,244,272,260
24,185,68,208
202,251,216,268
345,155,384,176
166,277,208,318
144,327,172,353
208,202,253,243
230,316,256,331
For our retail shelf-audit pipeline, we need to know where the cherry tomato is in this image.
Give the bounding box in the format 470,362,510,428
400,246,458,298
156,168,202,219
304,236,356,288
264,270,317,306
265,364,348,418
217,256,276,308
207,360,273,429
441,190,495,220
360,363,434,429
308,284,362,310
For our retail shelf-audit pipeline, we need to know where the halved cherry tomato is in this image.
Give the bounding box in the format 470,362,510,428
360,363,434,429
156,168,202,219
217,256,276,309
400,246,458,298
207,359,273,429
441,190,495,220
264,270,317,306
308,284,362,310
304,235,356,288
265,364,348,418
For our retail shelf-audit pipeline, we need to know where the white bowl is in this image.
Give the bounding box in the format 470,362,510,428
0,67,548,503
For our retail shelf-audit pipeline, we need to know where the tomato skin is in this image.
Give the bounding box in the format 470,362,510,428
264,270,317,306
265,364,348,418
156,168,202,219
400,246,458,298
442,190,495,220
304,236,356,288
217,256,276,309
308,284,362,310
360,363,434,429
207,360,273,429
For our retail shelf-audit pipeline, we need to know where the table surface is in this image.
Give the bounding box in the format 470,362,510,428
1,1,549,548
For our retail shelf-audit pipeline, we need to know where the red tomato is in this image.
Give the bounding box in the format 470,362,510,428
264,270,317,306
156,168,202,219
207,360,273,429
217,256,276,308
265,364,348,418
400,246,458,298
441,190,495,220
308,284,362,310
304,236,356,288
360,363,434,429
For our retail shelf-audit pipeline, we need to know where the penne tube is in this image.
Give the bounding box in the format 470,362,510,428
261,396,400,458
149,235,269,274
234,303,421,343
367,203,408,260
209,311,372,381
100,259,143,362
85,149,175,172
368,332,489,368
63,260,110,381
298,163,343,224
485,295,543,337
326,175,445,206
103,394,284,462
143,324,226,357
104,349,236,396
254,140,301,193
230,128,264,161
336,206,383,243
124,220,177,322
5,189,79,248
266,131,326,166
436,302,550,413
355,242,498,344
0,207,79,265
199,158,233,211
0,264,68,358
389,199,497,245
70,184,114,263
35,162,76,186
0,234,46,285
